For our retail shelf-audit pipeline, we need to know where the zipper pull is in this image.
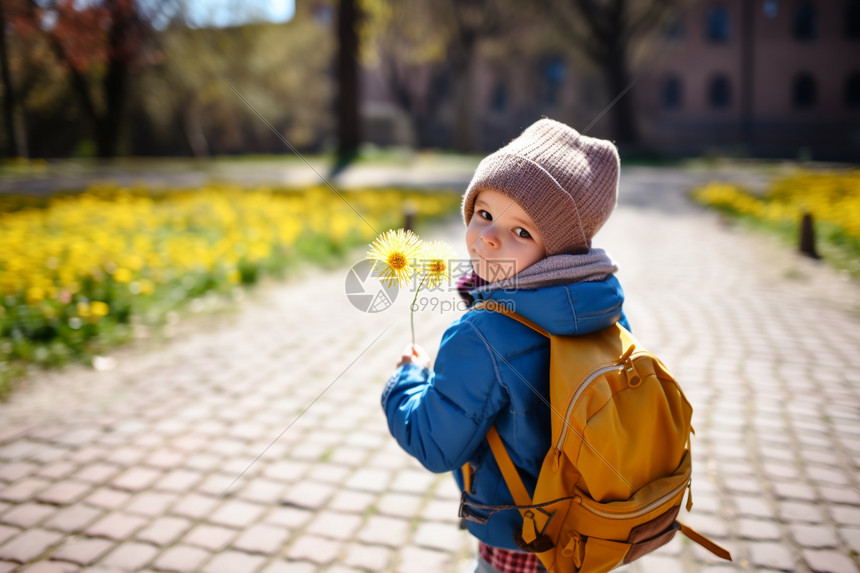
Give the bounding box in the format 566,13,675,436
573,534,583,569
619,345,635,362
619,346,640,387
562,533,583,569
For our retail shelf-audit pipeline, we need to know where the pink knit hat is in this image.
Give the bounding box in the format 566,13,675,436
462,118,620,255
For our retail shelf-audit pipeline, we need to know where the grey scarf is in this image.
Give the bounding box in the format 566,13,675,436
472,248,618,293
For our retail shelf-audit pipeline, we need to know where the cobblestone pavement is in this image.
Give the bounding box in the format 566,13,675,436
1,167,859,572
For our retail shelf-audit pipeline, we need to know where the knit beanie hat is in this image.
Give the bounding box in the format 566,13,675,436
462,118,620,255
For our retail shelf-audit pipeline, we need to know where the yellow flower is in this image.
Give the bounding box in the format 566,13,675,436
26,286,45,304
114,268,133,283
249,242,270,261
90,301,109,317
366,229,423,288
417,240,456,289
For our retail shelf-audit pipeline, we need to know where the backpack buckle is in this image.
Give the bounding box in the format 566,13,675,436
458,492,489,525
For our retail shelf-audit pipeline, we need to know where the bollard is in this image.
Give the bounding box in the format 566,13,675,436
403,202,417,232
799,211,820,259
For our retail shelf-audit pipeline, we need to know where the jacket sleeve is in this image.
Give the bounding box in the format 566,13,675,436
381,318,509,473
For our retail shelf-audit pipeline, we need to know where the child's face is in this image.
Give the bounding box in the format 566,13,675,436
466,188,546,282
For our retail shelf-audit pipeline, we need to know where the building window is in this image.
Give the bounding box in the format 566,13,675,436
490,83,508,113
794,2,817,41
847,1,860,39
846,72,860,107
662,75,683,109
539,55,566,106
708,75,732,108
764,0,779,18
707,5,731,43
793,73,817,108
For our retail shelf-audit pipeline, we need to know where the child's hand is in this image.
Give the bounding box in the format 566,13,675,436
396,343,431,368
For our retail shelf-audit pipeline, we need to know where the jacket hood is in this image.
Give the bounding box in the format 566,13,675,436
468,274,626,336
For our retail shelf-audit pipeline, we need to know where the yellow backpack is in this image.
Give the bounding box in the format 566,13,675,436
459,302,732,573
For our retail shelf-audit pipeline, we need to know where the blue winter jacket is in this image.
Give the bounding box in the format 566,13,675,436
381,274,628,550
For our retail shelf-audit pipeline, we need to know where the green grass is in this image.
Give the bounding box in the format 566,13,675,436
0,183,461,400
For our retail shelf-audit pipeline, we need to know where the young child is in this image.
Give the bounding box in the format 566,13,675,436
381,118,629,573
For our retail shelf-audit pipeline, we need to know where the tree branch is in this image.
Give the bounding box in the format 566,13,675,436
25,0,100,125
544,0,609,64
625,0,675,43
576,0,613,44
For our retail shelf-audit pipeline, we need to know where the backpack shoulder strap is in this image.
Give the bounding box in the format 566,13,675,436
472,302,550,339
486,426,555,548
486,425,532,506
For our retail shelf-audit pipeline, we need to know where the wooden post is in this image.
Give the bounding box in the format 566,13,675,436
403,202,417,232
799,212,820,259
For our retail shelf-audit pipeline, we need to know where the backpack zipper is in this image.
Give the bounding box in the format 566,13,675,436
555,364,625,451
575,478,691,520
554,347,645,452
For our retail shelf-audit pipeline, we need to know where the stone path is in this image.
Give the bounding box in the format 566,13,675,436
1,167,859,572
0,156,482,195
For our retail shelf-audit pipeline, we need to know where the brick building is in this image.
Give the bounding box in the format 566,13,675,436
361,1,860,160
638,0,860,159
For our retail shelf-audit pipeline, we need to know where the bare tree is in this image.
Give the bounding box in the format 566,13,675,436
359,0,448,148
546,0,680,145
15,0,174,158
443,0,511,152
366,0,522,152
0,0,21,157
337,0,361,160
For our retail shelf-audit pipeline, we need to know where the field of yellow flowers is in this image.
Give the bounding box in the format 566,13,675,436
692,169,860,276
0,184,460,398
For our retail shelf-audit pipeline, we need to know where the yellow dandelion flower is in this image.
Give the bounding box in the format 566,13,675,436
114,268,133,283
366,228,423,288
417,240,456,289
26,286,45,304
90,301,109,318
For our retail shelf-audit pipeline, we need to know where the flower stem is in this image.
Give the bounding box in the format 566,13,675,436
411,273,428,346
